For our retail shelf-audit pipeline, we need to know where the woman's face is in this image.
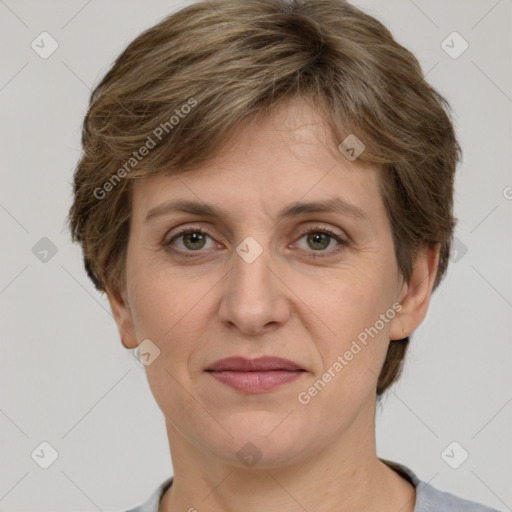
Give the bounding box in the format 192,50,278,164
113,99,411,469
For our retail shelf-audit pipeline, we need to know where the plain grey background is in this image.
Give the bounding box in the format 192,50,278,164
1,0,511,510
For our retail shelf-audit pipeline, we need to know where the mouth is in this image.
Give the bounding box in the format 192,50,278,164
205,356,306,393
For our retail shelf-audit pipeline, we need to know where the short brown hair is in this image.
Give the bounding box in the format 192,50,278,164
67,0,462,395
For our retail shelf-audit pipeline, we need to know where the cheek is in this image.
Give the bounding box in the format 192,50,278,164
299,266,392,342
298,269,394,397
126,239,198,335
129,270,205,345
127,266,212,435
127,254,223,378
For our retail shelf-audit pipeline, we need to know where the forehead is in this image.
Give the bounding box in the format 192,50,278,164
131,99,382,225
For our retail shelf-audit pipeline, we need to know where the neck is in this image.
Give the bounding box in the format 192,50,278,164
159,402,415,512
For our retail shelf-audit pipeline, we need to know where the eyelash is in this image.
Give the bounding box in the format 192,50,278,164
164,225,348,259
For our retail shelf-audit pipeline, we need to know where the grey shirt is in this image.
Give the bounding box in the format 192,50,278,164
124,460,500,512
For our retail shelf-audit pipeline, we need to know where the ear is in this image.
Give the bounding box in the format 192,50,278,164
389,243,441,340
105,285,138,349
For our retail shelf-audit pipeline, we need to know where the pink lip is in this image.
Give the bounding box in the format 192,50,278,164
205,356,303,372
205,356,306,393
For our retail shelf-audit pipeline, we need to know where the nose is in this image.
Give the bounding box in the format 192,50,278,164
217,238,291,336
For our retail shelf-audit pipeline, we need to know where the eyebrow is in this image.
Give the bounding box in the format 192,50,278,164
144,197,369,225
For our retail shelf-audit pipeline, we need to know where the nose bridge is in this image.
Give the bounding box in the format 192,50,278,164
219,234,288,332
231,234,275,306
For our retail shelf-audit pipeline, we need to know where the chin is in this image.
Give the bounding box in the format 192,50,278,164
207,413,312,469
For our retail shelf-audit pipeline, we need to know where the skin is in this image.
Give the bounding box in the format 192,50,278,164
107,98,440,512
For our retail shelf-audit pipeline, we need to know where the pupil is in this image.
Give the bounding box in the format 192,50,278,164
186,232,205,250
309,233,328,250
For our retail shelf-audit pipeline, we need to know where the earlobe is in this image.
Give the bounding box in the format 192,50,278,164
105,285,138,349
389,243,441,340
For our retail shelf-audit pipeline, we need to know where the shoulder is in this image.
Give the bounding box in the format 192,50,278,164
122,467,502,512
416,479,501,511
381,459,501,512
122,476,174,512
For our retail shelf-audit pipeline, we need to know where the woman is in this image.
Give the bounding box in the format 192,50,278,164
67,0,500,510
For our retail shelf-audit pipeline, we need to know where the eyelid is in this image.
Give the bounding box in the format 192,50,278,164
165,225,219,251
290,224,348,255
294,223,346,241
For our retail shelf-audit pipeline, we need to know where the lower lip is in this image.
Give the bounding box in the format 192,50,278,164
206,370,305,393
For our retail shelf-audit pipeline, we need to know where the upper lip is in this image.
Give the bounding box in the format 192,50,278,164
205,356,304,372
